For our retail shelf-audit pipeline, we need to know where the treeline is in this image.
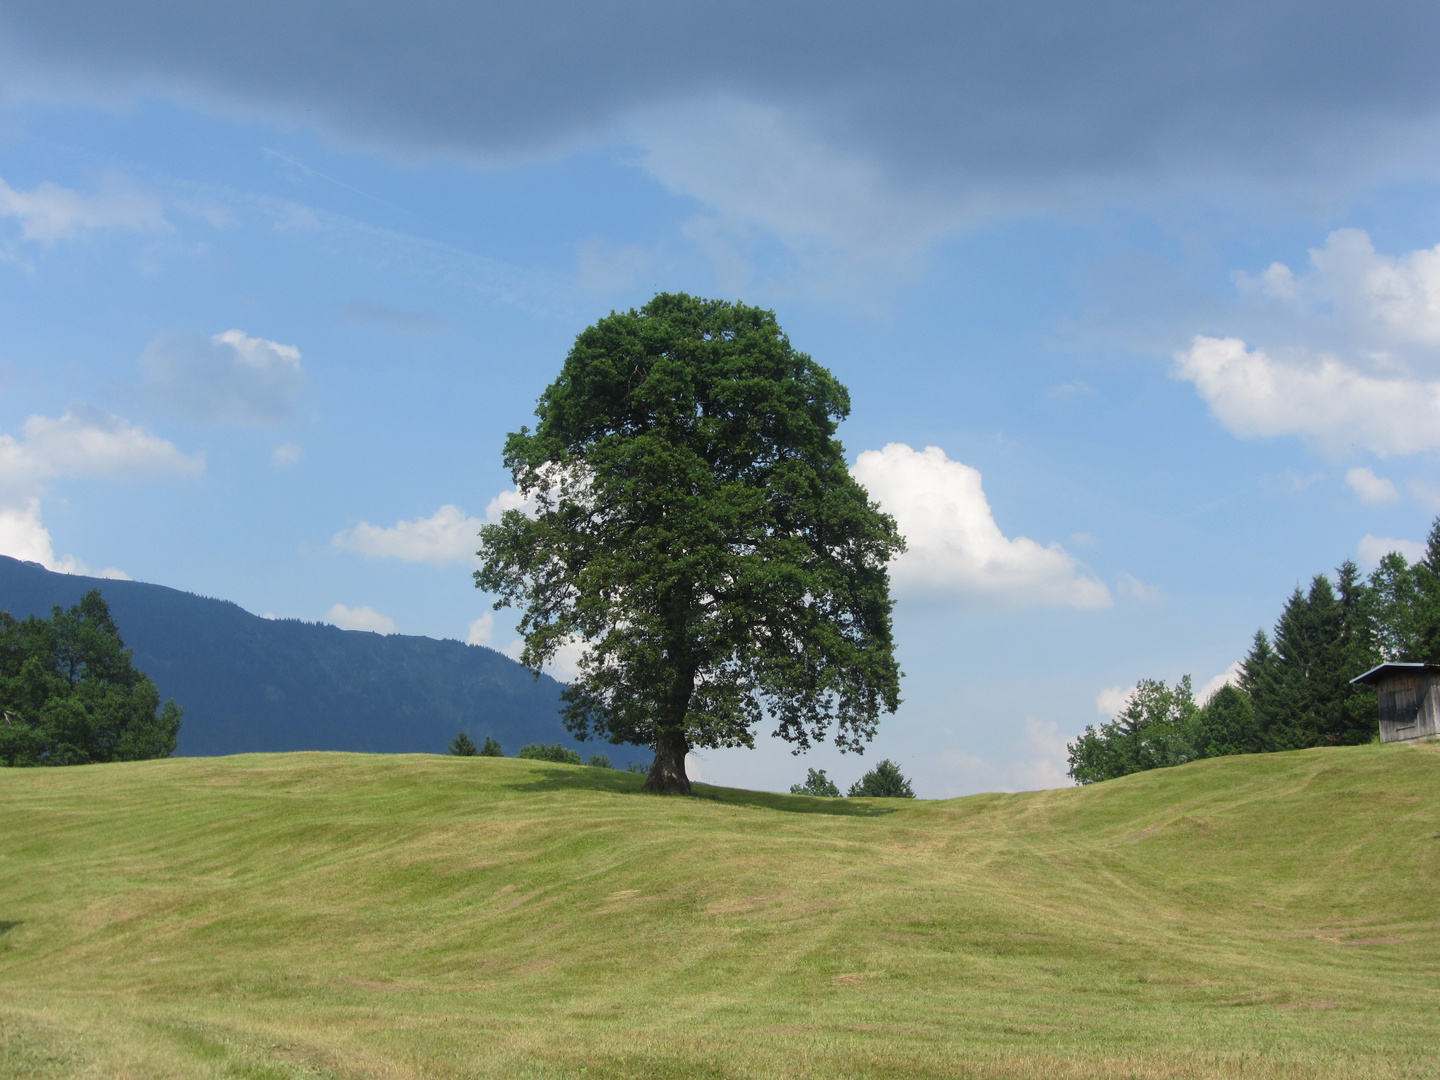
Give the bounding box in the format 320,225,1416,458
1,591,181,767
450,732,648,772
1067,519,1440,784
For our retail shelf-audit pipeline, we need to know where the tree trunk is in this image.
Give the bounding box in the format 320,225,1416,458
645,726,691,794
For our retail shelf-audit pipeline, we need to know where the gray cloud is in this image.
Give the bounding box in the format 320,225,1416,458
139,329,304,425
2,1,1438,203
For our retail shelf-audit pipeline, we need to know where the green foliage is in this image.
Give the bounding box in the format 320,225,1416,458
480,736,503,757
449,732,478,756
626,761,648,773
846,759,914,798
1068,677,1198,785
476,294,905,793
0,590,180,767
1189,684,1266,758
587,753,613,768
789,767,841,797
517,743,584,765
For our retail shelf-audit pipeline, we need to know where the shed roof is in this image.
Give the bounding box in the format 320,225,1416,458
1350,662,1440,685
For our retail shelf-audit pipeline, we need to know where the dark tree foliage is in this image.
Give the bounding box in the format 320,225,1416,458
517,742,584,764
480,736,503,756
588,752,613,768
1188,684,1265,759
1067,677,1198,785
450,732,478,755
846,759,915,798
0,591,180,767
477,294,905,795
1244,569,1379,749
790,767,841,797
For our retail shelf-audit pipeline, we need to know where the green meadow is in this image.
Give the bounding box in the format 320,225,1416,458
1,744,1437,1079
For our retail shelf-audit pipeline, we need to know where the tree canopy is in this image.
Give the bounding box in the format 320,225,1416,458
0,590,181,767
1064,535,1440,784
476,293,904,793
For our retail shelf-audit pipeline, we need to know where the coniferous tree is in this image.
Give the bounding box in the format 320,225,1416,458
479,736,503,756
1334,560,1381,743
450,732,478,755
1238,629,1283,749
1411,518,1440,662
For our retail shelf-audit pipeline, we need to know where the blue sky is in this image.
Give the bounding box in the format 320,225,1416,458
5,0,1440,795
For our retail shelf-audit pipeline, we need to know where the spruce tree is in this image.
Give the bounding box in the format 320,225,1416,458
479,736,503,756
449,732,478,755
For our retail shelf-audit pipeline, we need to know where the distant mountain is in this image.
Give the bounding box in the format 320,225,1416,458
0,556,646,764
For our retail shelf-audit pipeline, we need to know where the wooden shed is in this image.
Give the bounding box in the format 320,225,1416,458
1350,663,1440,743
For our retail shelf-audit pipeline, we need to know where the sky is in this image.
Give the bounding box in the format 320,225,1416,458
4,0,1440,797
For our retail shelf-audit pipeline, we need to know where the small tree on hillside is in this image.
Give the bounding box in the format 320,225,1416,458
790,767,841,797
480,736,503,756
1067,677,1197,784
847,759,914,798
477,294,905,794
450,732,478,756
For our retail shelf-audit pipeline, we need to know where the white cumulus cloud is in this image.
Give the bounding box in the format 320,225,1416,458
1177,230,1440,458
0,405,203,494
1345,467,1399,504
333,504,486,565
1358,534,1427,568
466,612,495,646
325,604,397,634
1095,685,1132,718
0,174,166,244
850,443,1110,610
139,329,304,425
1174,335,1440,457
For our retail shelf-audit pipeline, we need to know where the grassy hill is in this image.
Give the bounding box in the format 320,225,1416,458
1,743,1437,1079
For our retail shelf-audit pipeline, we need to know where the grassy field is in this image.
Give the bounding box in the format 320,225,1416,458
1,743,1437,1080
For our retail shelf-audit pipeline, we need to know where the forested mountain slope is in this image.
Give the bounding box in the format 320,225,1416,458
0,555,608,759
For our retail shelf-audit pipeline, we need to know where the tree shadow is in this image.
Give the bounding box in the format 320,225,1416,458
0,921,20,936
503,766,897,816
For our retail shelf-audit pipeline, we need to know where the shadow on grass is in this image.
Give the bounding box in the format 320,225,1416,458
505,766,897,816
0,921,20,936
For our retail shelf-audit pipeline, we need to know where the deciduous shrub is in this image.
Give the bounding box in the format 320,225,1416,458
847,759,914,798
517,743,583,765
790,768,841,797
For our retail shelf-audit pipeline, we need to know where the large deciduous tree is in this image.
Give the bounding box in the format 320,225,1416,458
476,294,904,794
0,590,181,767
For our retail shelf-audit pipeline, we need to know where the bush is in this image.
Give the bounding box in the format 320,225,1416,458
790,768,841,797
847,759,915,798
480,736,503,757
517,743,583,765
588,753,613,768
627,761,649,774
449,732,478,756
